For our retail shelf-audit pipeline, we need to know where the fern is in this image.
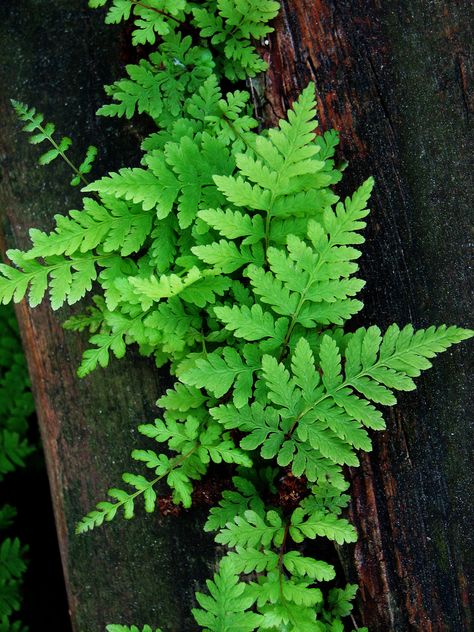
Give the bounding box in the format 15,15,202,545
192,557,262,631
4,1,473,630
97,33,214,122
90,0,277,80
89,0,186,45
193,0,280,79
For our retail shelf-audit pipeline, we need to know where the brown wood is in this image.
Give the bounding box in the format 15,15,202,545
255,1,473,630
0,2,216,631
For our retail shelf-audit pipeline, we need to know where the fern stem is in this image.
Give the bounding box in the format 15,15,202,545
131,0,183,24
132,446,197,503
35,122,90,187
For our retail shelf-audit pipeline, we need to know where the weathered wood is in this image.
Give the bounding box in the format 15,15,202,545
0,2,215,631
256,1,473,630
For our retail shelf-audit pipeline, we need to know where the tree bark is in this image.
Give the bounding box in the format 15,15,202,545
0,2,216,631
255,1,473,630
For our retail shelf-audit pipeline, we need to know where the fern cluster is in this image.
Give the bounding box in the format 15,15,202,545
0,307,34,631
3,1,472,631
89,0,278,79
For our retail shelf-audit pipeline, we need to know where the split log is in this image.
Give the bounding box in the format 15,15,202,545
255,1,473,629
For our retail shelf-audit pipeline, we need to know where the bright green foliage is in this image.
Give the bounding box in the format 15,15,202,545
6,1,473,630
89,0,187,45
192,0,280,79
97,33,214,123
106,626,163,632
192,557,262,631
200,473,359,631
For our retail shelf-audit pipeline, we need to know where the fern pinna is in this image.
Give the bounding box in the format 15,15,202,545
1,1,472,631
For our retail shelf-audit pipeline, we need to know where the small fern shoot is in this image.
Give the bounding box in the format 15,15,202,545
11,100,97,187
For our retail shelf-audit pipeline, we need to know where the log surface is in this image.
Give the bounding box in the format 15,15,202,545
0,2,216,631
256,1,473,630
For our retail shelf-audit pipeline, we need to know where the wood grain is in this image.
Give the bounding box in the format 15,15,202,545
256,1,473,629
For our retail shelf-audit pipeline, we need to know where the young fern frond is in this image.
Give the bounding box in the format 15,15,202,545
76,445,199,534
193,0,280,80
90,0,277,79
89,0,186,46
97,33,214,122
11,100,97,187
192,557,263,632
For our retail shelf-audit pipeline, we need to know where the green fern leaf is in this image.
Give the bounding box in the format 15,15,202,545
214,303,288,347
215,509,284,549
282,551,336,582
192,558,262,631
290,508,357,545
182,346,259,407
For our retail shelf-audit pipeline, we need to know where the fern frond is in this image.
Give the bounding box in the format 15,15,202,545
214,303,288,349
90,0,187,46
182,346,260,408
215,509,284,548
11,99,96,186
9,45,471,632
76,445,199,533
193,0,279,80
0,250,117,310
25,197,152,258
97,34,213,120
205,475,265,532
192,557,262,632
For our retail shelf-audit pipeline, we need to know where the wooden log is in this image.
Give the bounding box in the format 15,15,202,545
1,1,472,631
255,1,473,630
0,2,216,630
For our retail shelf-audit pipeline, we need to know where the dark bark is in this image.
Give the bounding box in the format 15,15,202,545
255,1,473,630
0,2,215,631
